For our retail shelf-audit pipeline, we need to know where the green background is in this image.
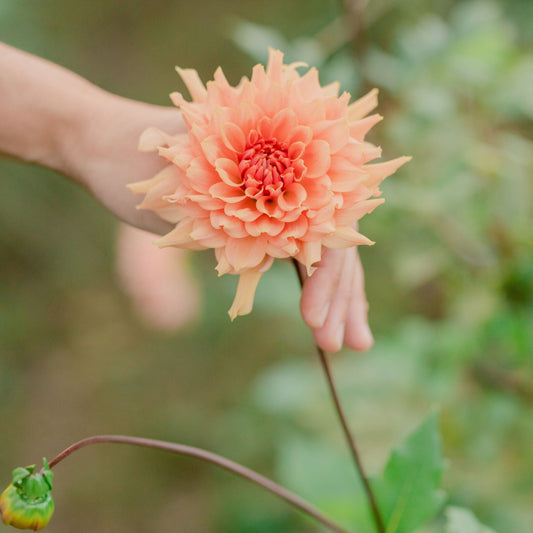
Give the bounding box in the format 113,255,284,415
1,0,532,531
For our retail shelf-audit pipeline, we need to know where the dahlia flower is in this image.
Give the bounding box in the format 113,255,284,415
129,49,409,319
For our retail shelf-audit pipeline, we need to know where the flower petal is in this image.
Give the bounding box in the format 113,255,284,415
277,183,307,211
298,68,321,100
256,197,285,218
224,198,263,222
210,210,247,234
209,182,246,203
271,108,298,141
138,127,180,152
228,269,264,320
297,240,322,275
127,164,178,195
329,156,367,192
155,218,206,250
322,226,374,248
189,218,227,248
215,158,243,187
245,215,284,237
283,216,309,239
288,124,313,145
312,119,350,154
303,140,331,178
225,236,267,271
221,122,246,152
201,135,226,165
257,116,273,139
335,198,385,225
363,156,411,189
266,48,284,84
176,67,207,102
347,88,379,121
349,114,383,141
187,157,219,192
288,141,306,160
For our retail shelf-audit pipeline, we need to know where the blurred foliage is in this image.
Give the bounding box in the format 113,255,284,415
445,507,497,533
1,0,532,532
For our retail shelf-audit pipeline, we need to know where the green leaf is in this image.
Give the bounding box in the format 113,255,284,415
446,507,496,533
372,413,446,533
277,433,374,532
445,507,498,533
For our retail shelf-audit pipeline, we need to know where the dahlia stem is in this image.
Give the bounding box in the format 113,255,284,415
44,434,349,533
292,260,386,533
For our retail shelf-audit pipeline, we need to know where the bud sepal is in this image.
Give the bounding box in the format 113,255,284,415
0,459,54,531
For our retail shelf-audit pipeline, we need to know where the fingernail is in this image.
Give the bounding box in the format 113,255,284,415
316,302,330,328
335,324,345,351
360,322,374,347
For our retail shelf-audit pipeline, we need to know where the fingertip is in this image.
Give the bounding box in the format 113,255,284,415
344,322,374,352
312,324,344,353
301,301,330,329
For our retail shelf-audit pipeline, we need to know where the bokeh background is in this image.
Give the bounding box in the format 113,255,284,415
1,0,532,531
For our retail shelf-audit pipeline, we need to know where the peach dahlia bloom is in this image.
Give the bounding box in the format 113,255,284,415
129,49,410,319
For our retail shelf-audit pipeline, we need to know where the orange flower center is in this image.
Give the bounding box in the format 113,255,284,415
239,132,294,199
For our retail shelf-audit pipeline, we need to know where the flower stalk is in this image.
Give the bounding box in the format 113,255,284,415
292,259,386,533
43,434,349,533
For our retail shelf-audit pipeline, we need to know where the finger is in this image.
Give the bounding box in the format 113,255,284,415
300,248,345,328
311,248,356,352
343,251,374,351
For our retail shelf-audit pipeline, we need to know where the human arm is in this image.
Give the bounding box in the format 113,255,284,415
0,41,178,234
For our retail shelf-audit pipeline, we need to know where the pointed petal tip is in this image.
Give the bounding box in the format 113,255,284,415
175,66,207,102
227,270,263,320
267,46,283,56
152,237,169,248
127,182,149,196
138,126,167,152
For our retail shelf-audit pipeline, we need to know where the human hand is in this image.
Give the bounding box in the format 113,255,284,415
74,95,372,353
0,41,372,352
300,247,373,353
116,224,200,330
69,95,186,235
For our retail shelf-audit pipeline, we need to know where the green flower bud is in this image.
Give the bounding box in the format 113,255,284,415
0,459,54,531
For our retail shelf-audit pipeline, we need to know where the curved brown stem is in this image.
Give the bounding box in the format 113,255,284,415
292,259,386,533
45,434,349,533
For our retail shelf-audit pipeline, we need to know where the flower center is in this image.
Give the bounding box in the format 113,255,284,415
238,131,294,199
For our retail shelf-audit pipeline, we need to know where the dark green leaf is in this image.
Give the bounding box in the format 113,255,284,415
372,413,446,533
445,506,497,533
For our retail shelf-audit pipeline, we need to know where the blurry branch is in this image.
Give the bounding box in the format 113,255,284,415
337,0,368,57
313,17,351,57
396,199,496,266
46,435,350,533
340,0,368,39
429,215,495,267
470,363,533,403
292,260,386,533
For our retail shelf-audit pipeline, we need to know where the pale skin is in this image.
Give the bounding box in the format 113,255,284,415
0,42,373,353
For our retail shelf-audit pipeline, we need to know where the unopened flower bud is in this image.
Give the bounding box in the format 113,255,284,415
0,459,54,531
